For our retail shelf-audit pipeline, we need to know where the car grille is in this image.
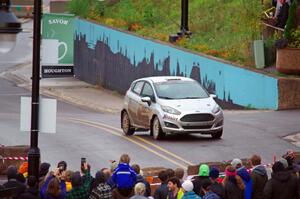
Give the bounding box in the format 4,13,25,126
182,124,213,130
180,114,214,122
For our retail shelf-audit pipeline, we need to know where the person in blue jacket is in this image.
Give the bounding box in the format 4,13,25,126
111,154,137,198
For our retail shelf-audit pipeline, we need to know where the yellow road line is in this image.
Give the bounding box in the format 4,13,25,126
68,118,194,166
67,118,187,169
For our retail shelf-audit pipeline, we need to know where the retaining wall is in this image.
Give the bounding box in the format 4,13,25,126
74,19,280,110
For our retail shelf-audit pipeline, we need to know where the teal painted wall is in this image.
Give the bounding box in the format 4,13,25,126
74,19,279,110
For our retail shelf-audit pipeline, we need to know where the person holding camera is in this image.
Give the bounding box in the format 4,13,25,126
40,166,67,199
67,161,93,199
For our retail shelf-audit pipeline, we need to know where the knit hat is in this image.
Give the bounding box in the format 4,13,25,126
19,162,28,174
182,180,194,192
39,162,51,177
199,164,209,176
6,166,18,180
231,158,242,168
278,158,288,169
272,161,285,173
209,167,220,179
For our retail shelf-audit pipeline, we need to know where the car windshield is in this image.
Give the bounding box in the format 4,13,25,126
154,80,209,100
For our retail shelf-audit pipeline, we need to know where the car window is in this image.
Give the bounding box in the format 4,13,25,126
132,81,144,95
141,82,154,98
154,80,209,99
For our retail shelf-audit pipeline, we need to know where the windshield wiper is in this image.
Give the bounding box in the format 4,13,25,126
159,96,175,99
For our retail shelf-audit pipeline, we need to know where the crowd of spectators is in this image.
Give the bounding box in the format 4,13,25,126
0,151,300,199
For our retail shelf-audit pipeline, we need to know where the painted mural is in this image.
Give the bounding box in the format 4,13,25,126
74,19,279,110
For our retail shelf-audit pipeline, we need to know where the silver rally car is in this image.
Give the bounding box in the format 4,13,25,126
121,76,224,140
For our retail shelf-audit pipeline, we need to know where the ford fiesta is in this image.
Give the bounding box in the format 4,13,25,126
121,76,224,140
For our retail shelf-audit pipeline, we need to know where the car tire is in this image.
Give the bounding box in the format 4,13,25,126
152,116,165,140
211,129,223,139
121,111,135,136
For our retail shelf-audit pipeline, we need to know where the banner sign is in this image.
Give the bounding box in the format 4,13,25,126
42,65,74,78
41,13,75,78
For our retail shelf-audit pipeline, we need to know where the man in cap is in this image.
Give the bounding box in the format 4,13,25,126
192,164,210,196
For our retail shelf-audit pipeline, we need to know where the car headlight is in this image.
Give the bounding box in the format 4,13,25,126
212,105,221,114
161,105,181,115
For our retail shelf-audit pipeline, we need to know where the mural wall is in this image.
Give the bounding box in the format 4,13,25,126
74,19,279,110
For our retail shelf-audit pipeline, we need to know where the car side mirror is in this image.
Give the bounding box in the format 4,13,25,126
210,94,217,98
141,96,151,106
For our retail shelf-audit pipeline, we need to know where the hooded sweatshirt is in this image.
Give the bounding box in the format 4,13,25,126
251,165,268,199
237,168,252,199
263,171,298,199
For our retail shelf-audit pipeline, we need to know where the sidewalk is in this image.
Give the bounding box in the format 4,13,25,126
0,63,124,114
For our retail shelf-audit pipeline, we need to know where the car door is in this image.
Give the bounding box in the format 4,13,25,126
137,82,155,128
128,81,144,126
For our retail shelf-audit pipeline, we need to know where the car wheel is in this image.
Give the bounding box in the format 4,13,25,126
121,111,135,136
152,116,165,140
211,129,223,139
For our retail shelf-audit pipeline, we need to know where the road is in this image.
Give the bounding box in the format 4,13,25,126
1,20,300,175
1,77,300,174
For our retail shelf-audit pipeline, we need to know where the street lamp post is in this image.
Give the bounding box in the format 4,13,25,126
0,0,41,180
28,0,42,180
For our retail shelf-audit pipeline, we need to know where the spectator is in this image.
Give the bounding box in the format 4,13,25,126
166,168,175,179
63,170,74,192
3,165,26,199
283,150,297,173
19,176,39,199
237,167,252,199
40,168,67,199
263,161,299,199
39,162,51,188
89,171,112,199
209,168,225,199
201,179,220,199
174,168,184,184
222,166,245,199
167,177,184,199
192,164,210,196
250,155,268,199
67,162,92,199
130,182,148,199
181,180,201,199
231,159,243,170
275,0,291,28
112,154,136,198
154,170,169,199
46,177,66,199
131,164,151,197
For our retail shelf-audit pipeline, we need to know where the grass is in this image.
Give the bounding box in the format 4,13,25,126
68,0,263,66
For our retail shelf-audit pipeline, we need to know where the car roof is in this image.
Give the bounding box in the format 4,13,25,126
135,76,194,84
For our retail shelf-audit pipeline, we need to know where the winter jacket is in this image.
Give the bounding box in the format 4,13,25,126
112,163,137,189
203,191,220,199
89,183,112,199
237,168,252,199
224,181,244,199
263,171,299,199
40,175,66,199
181,191,202,199
3,179,26,199
19,187,40,199
210,181,225,199
136,174,151,197
251,165,268,199
192,176,209,196
154,182,169,199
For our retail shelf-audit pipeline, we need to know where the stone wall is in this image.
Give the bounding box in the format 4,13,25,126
278,78,300,109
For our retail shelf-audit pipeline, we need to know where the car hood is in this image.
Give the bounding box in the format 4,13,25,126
159,97,217,113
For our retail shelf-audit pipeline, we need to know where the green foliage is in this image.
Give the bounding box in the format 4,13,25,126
68,0,263,66
284,0,298,40
67,0,90,18
289,28,300,48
